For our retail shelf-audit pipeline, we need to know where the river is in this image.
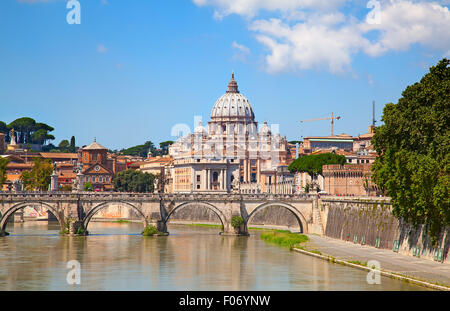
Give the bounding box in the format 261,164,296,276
0,221,426,290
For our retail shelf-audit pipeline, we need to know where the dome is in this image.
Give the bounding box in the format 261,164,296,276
83,139,107,150
210,73,255,121
194,121,208,136
259,121,271,135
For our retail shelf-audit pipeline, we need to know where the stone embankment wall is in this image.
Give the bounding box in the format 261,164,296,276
319,198,449,263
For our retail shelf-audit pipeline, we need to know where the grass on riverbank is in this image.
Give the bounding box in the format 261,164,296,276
259,230,309,249
114,220,131,224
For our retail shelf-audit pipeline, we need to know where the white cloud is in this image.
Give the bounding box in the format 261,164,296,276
232,41,250,54
193,0,348,18
250,17,375,73
361,1,450,54
97,44,108,53
231,41,251,62
194,0,450,74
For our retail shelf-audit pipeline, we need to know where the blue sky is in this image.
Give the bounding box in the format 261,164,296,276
1,0,449,150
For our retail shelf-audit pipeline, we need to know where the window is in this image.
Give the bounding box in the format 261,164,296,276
97,154,101,162
106,176,110,182
196,175,201,182
197,185,200,189
92,176,96,183
99,176,103,183
251,159,256,166
251,173,257,182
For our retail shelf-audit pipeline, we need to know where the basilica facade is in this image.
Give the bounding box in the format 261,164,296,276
168,74,294,193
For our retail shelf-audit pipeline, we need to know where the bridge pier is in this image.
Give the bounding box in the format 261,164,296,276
0,230,9,237
221,222,249,236
154,220,168,234
67,219,88,236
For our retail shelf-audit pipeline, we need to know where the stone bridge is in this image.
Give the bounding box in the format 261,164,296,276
0,192,323,236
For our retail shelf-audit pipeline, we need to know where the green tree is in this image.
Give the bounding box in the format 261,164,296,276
32,129,55,145
8,117,36,144
58,140,70,152
6,118,55,146
0,121,8,134
20,158,53,191
113,170,155,193
288,140,302,145
0,157,10,187
372,58,450,245
84,182,93,191
70,136,76,152
121,141,156,157
288,153,346,178
159,141,174,155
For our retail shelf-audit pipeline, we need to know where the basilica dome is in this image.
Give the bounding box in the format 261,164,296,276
210,73,255,122
194,121,208,136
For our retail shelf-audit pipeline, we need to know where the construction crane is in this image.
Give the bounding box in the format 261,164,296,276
300,112,341,136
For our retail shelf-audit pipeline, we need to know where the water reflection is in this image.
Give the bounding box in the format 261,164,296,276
0,222,427,291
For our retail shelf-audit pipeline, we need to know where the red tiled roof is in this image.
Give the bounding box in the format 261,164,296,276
40,152,78,159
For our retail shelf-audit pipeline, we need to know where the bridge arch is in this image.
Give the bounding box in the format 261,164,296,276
246,201,308,233
0,202,64,233
165,201,227,230
83,201,148,230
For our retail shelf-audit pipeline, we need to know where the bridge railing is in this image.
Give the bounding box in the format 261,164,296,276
0,191,323,201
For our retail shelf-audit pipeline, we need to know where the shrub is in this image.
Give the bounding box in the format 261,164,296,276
142,225,159,236
231,216,244,229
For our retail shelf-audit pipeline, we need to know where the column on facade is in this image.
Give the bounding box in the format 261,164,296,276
206,169,210,190
247,159,251,182
257,158,261,181
223,168,227,190
208,169,211,190
243,159,248,183
192,168,195,191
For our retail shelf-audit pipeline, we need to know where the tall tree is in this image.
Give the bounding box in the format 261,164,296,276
6,118,55,146
0,121,8,134
58,140,70,150
0,157,10,187
32,129,55,146
70,136,76,152
113,170,155,193
8,117,36,144
159,141,174,155
121,141,156,157
372,58,449,245
20,158,53,191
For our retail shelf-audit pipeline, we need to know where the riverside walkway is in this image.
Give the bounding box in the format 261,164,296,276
304,234,450,288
